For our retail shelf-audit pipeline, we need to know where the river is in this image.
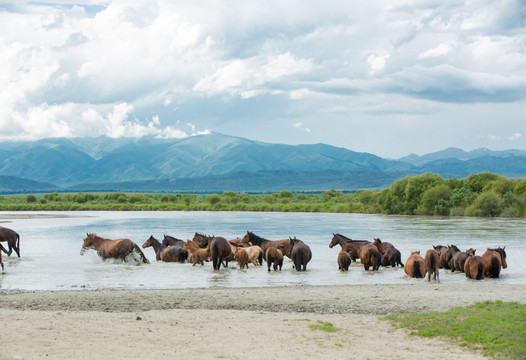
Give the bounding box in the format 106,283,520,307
0,211,523,291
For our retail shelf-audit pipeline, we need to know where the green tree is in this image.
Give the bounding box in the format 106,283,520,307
418,183,451,215
465,191,503,217
26,195,37,203
465,172,500,193
404,173,444,214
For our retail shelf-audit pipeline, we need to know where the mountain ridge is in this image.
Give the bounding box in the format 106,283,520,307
1,133,526,193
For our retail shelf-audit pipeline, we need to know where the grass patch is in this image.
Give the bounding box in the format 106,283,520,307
384,301,526,360
308,320,341,333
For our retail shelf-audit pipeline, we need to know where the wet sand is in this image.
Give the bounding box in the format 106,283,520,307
1,283,524,359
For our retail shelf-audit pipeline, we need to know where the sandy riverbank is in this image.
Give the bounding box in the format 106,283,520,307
1,283,524,359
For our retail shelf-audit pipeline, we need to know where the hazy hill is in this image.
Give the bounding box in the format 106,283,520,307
1,133,526,193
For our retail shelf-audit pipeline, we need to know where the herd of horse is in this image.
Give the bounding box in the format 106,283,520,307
1,224,508,282
79,231,313,272
329,232,508,281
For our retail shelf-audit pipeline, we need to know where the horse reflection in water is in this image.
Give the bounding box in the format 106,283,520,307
80,233,150,265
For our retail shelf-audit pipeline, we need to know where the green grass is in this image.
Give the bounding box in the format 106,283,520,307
308,320,342,333
384,301,526,360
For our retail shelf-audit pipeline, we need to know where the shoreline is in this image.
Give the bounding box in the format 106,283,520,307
2,283,524,314
2,283,520,359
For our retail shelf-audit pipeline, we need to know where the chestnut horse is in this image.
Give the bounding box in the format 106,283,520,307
481,249,502,278
265,247,283,271
232,244,263,266
142,235,186,263
337,250,351,271
372,238,394,254
424,249,440,282
488,247,507,269
329,233,370,262
464,255,485,280
182,240,210,266
80,233,149,265
242,232,292,258
359,243,382,271
0,226,20,258
404,251,425,278
233,247,249,269
289,237,312,271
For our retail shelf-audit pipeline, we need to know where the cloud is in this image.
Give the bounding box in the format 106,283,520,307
509,133,522,140
0,0,525,158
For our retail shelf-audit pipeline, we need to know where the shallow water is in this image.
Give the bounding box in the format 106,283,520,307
0,211,524,291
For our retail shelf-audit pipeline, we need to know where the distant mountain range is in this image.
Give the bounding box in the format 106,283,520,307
1,133,526,193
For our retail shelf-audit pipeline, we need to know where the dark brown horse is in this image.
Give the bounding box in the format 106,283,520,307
482,249,502,278
464,255,485,280
142,235,186,263
404,251,425,278
337,250,351,271
0,226,20,258
372,238,394,254
242,231,292,258
193,233,232,270
289,237,312,271
380,247,404,267
439,245,460,269
424,249,440,282
359,243,382,271
162,234,186,248
453,248,475,273
265,247,283,272
80,233,149,265
329,233,370,262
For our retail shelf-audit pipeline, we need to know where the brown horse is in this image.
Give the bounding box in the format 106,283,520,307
440,245,460,270
265,247,283,272
289,237,312,271
192,234,232,270
488,247,507,269
424,249,440,282
182,240,210,266
481,249,502,278
404,251,426,278
242,231,293,258
80,233,149,265
329,233,370,262
433,245,447,268
464,255,485,280
359,243,382,271
337,250,351,271
142,235,186,263
0,226,20,258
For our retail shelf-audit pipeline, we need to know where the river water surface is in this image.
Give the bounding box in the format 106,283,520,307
0,211,524,291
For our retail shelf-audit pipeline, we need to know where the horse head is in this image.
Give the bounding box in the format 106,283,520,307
80,233,96,255
142,235,156,248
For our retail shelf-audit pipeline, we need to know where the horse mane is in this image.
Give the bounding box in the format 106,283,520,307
334,233,352,241
247,231,266,242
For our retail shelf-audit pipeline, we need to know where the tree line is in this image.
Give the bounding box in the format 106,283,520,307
1,172,525,217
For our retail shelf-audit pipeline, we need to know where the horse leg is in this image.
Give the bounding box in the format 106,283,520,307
0,244,8,255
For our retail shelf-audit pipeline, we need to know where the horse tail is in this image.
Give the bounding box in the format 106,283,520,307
295,247,303,271
490,256,500,278
212,241,219,270
476,262,484,280
413,261,423,278
258,249,263,266
15,233,20,257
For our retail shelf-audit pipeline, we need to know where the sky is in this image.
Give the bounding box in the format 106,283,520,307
0,0,525,158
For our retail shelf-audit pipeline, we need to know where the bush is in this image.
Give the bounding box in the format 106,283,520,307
465,191,503,217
